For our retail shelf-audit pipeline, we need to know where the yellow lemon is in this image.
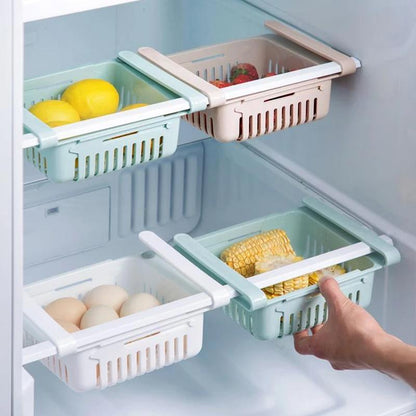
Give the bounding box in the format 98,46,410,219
62,79,119,120
29,100,81,127
121,103,149,111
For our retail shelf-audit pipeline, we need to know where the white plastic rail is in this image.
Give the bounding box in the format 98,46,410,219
139,231,230,309
22,98,190,149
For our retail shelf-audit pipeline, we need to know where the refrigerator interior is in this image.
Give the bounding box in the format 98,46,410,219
22,0,416,415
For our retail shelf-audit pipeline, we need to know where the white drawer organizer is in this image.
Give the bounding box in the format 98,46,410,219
23,232,229,392
139,20,361,142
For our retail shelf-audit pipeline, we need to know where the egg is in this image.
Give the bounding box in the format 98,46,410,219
44,297,87,326
80,305,119,329
83,284,128,313
55,320,80,333
119,293,161,317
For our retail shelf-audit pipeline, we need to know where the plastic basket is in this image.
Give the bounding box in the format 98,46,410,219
23,231,229,392
173,197,400,340
23,51,208,182
139,20,359,142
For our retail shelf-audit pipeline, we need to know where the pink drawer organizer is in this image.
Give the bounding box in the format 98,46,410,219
139,20,360,142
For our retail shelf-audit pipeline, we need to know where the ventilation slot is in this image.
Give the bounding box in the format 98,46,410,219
248,115,253,138
306,100,310,121
130,143,136,166
257,113,262,137
313,97,318,120
104,150,109,173
122,145,127,168
289,104,294,127
281,106,286,129
74,157,79,181
238,117,243,141
158,136,164,158
94,153,99,176
149,138,155,161
140,142,145,163
113,148,118,170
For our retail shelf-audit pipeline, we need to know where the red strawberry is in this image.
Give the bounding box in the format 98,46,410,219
209,79,232,88
230,63,259,81
262,72,277,78
231,74,252,85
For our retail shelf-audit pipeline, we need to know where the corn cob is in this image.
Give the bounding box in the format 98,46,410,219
255,255,309,298
220,229,295,278
308,265,346,285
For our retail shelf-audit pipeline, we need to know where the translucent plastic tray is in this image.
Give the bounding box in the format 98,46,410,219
23,231,229,392
139,20,360,142
173,197,400,340
23,51,208,182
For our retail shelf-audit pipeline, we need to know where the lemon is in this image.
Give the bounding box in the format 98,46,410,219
62,79,119,120
29,100,81,127
121,103,149,111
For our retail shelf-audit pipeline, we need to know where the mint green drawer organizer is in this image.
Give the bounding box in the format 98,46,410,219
24,51,207,183
173,197,400,340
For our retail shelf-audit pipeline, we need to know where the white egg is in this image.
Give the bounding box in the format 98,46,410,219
119,293,161,317
56,319,80,333
44,297,87,326
80,305,119,329
83,284,128,313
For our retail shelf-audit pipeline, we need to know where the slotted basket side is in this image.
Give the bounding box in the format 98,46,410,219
24,117,179,182
183,81,331,141
34,317,203,392
225,270,374,340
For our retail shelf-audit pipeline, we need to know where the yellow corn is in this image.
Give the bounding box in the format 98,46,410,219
255,255,309,298
308,265,346,285
220,229,295,278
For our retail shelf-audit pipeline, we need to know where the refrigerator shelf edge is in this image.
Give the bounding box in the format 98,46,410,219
23,0,141,23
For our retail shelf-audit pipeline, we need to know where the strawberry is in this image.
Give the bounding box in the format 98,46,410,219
262,72,277,78
230,63,259,81
231,74,252,85
209,79,232,88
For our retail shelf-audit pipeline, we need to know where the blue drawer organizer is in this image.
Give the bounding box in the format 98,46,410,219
173,197,400,340
23,51,207,183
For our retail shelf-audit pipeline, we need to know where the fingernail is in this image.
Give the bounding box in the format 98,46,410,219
317,275,332,287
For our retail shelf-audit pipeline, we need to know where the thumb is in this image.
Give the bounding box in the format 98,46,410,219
318,276,349,313
293,330,313,355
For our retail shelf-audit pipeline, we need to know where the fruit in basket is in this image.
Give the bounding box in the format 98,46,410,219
80,305,119,329
220,229,295,278
119,293,161,317
230,63,259,82
209,79,232,88
29,100,81,127
62,79,119,120
231,74,253,85
262,72,277,78
121,103,149,111
44,297,87,326
83,284,128,313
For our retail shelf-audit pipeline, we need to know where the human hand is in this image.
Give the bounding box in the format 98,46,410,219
293,276,416,389
293,276,394,371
